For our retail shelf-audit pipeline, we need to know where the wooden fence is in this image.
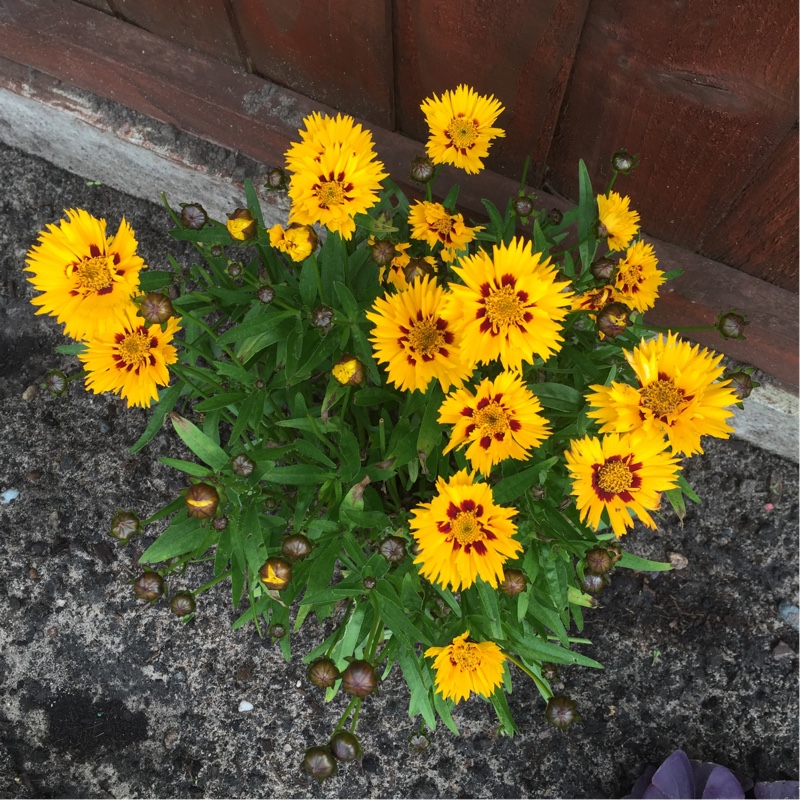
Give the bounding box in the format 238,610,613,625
70,0,799,293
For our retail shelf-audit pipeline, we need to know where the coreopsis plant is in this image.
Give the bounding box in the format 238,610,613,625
25,86,748,769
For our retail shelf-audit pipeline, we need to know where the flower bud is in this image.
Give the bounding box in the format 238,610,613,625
110,510,141,544
579,572,608,595
257,285,275,304
281,534,313,562
611,148,639,174
302,746,337,781
596,302,631,338
408,732,431,753
133,571,165,602
259,557,292,591
308,657,340,689
548,208,564,226
230,453,256,478
513,195,535,218
170,590,196,617
254,379,266,390
332,354,365,387
590,257,616,285
584,547,614,575
607,542,623,565
363,576,376,591
212,515,229,531
341,659,378,697
329,731,362,763
370,239,397,267
499,568,527,597
403,256,434,284
44,369,68,396
545,695,580,731
226,208,257,241
265,167,288,191
540,662,560,682
139,292,175,324
179,203,208,230
725,369,758,402
378,535,407,564
717,310,749,340
409,155,436,184
311,306,334,334
270,623,286,639
184,483,220,520
227,261,243,279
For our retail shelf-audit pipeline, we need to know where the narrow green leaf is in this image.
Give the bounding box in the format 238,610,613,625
333,281,360,320
493,457,559,505
489,686,518,735
55,343,87,356
617,552,672,572
374,581,431,648
158,457,212,478
216,309,296,346
262,465,334,485
138,270,174,291
169,412,229,471
130,381,184,454
139,514,205,563
577,159,597,273
476,580,503,640
398,648,436,730
533,383,584,413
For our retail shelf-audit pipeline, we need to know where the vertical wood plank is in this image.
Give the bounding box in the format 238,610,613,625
112,0,244,66
233,0,394,130
74,0,115,13
393,0,590,184
546,0,798,259
700,127,798,292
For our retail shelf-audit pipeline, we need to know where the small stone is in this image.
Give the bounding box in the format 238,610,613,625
777,600,800,631
25,470,43,482
772,641,795,661
22,384,39,401
28,568,38,580
163,728,178,750
668,551,689,570
238,700,254,713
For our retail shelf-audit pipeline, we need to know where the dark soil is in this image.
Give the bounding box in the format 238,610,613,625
0,141,797,799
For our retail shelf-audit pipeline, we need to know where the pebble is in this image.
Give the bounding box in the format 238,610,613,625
667,551,689,570
238,700,254,713
1,489,20,504
22,384,39,401
777,600,800,631
772,641,795,661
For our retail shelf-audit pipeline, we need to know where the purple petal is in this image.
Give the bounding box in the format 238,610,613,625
701,766,745,799
754,781,800,799
648,750,696,799
625,764,659,799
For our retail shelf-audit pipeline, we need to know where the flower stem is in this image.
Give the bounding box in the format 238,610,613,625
194,570,232,596
641,323,717,333
504,652,552,699
518,155,531,195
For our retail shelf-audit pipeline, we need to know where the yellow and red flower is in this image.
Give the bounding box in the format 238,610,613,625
408,201,482,262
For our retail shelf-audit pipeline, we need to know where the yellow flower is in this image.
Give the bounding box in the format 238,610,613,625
586,333,739,456
439,371,551,476
332,354,365,386
410,469,521,591
444,236,573,371
564,432,681,537
369,240,437,291
226,208,257,241
269,223,318,262
420,84,505,175
597,192,640,251
78,305,181,408
612,240,665,312
571,285,614,314
284,113,387,240
408,201,482,262
24,208,146,341
366,276,472,393
425,631,506,703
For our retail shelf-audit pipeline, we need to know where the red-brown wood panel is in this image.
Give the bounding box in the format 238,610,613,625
73,0,115,12
546,0,798,261
232,0,394,130
701,126,798,292
112,0,244,66
393,0,590,184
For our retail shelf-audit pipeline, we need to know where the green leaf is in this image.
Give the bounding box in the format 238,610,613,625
55,343,87,356
337,428,362,482
374,580,431,648
398,648,436,730
476,580,503,640
130,381,184,454
678,473,701,504
577,159,597,273
533,383,584,413
489,686,518,735
665,486,686,522
617,552,672,572
158,457,212,478
299,258,318,307
493,457,559,505
334,602,368,663
193,392,248,412
416,384,444,456
169,412,229,471
244,179,265,228
216,309,297,346
334,281,360,320
262,465,334,485
138,270,174,291
140,514,205,563
229,388,267,446
480,199,505,243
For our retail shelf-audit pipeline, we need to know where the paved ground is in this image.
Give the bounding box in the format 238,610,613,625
0,129,797,798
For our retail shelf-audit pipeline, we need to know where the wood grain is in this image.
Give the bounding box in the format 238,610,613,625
112,0,244,66
393,0,590,184
232,0,394,129
700,126,798,292
546,0,798,270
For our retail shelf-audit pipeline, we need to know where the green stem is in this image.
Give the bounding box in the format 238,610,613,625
311,254,326,306
518,155,531,195
365,608,384,663
194,569,232,596
325,599,354,658
641,323,717,333
605,170,619,196
424,166,443,203
349,699,363,734
333,695,360,734
177,310,239,362
255,243,278,285
504,653,552,698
